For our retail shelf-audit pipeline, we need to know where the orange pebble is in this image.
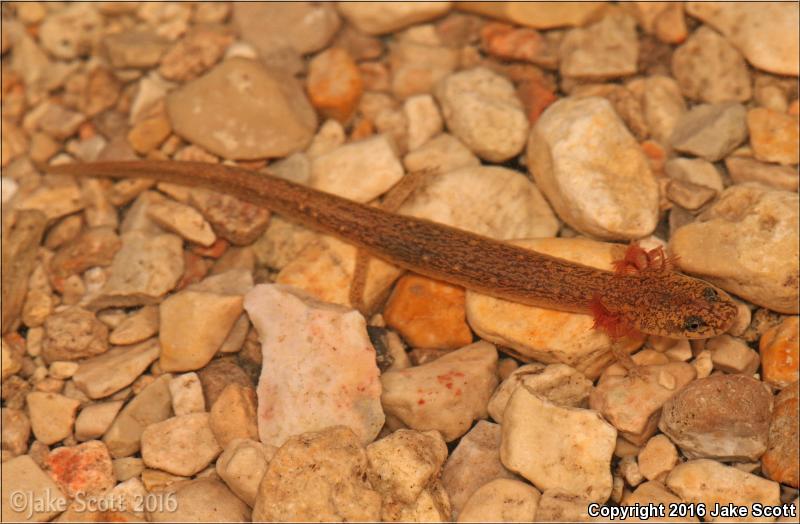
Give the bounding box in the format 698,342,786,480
384,274,473,351
760,316,799,388
307,48,363,124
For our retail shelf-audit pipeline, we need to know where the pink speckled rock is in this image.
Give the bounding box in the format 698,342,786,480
244,284,384,447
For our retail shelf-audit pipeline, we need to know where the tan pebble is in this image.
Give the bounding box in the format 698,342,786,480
759,317,799,388
747,107,800,166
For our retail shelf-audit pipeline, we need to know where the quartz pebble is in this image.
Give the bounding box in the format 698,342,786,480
528,97,658,239
686,2,800,76
591,361,696,445
441,421,518,519
402,133,480,174
149,478,251,522
435,67,529,163
141,412,222,476
15,175,84,221
233,2,340,57
337,2,452,35
381,341,498,441
168,372,205,415
244,284,384,446
103,30,168,69
159,26,233,82
637,434,679,482
309,134,404,202
1,455,67,522
72,339,160,399
666,459,781,521
1,407,31,457
762,382,799,488
707,334,760,375
670,101,748,162
167,57,317,159
466,239,645,379
501,387,617,503
664,157,724,193
384,274,473,351
725,156,799,193
216,438,276,507
747,108,800,166
109,305,159,346
458,478,540,523
389,30,459,101
457,2,606,29
760,317,800,388
404,94,443,151
559,10,638,80
74,401,124,441
366,429,449,520
671,26,752,104
46,440,115,498
26,391,81,445
659,374,773,461
670,184,799,313
252,426,381,522
209,384,259,448
147,197,216,246
488,363,593,424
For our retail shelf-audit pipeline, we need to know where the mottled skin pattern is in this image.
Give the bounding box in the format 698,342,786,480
49,161,738,339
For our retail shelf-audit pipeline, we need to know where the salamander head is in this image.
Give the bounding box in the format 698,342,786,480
593,273,738,339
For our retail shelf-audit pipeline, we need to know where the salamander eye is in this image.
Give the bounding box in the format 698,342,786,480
683,316,706,332
703,287,719,302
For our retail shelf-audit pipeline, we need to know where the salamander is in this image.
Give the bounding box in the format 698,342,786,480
48,160,738,339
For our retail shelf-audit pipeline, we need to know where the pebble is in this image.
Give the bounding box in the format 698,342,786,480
622,481,696,522
233,2,340,57
441,421,518,519
26,391,81,445
535,489,600,521
307,48,363,123
216,438,276,507
381,341,498,441
466,239,645,379
72,338,160,399
197,358,252,407
725,156,799,193
309,134,404,202
1,407,30,457
188,187,271,246
159,26,233,82
501,386,617,503
591,361,696,445
168,372,205,415
1,455,67,522
46,440,115,498
762,382,799,488
670,184,799,313
103,374,173,458
637,434,679,482
488,363,593,424
103,30,168,70
389,33,459,100
366,429,449,520
41,306,108,364
337,2,452,35
384,274,473,350
246,284,384,445
74,401,124,441
664,157,724,193
39,4,103,59
627,2,687,44
141,412,222,476
659,374,773,461
458,478,540,523
148,197,216,246
167,57,317,159
2,339,23,381
209,384,259,448
747,108,800,166
160,271,250,372
669,102,748,161
127,110,172,155
559,10,638,80
402,133,480,174
400,165,558,240
666,459,781,520
480,23,557,69
671,26,752,103
707,334,760,375
90,231,184,309
252,426,381,521
685,2,800,76
760,317,800,388
48,226,122,287
458,2,607,29
149,478,251,522
435,67,529,162
528,97,659,239
109,305,160,346
14,174,84,220
404,94,443,151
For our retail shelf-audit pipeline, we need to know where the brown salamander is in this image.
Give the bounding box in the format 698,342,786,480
48,161,738,339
